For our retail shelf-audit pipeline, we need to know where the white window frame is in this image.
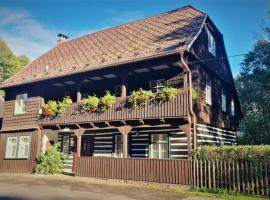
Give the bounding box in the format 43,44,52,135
221,94,226,112
207,28,216,56
150,134,169,159
231,100,235,116
5,135,31,159
14,93,28,115
205,83,212,105
114,135,123,158
149,79,166,93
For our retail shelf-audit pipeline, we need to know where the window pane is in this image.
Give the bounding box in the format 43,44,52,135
14,93,27,115
231,100,235,116
18,136,31,159
5,137,18,159
114,135,123,157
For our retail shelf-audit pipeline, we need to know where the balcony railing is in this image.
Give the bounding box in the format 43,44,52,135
39,90,189,126
1,90,189,131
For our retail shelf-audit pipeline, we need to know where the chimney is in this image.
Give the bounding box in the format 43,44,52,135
57,33,68,44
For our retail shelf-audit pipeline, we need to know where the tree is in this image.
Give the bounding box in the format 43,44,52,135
0,38,30,97
236,27,270,144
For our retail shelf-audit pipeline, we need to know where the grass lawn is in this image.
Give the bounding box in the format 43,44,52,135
171,187,268,200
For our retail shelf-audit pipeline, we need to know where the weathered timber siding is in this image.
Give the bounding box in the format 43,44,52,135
0,130,38,172
2,97,42,131
75,157,192,185
39,91,188,125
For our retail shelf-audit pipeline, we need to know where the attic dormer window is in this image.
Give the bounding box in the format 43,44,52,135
207,28,216,56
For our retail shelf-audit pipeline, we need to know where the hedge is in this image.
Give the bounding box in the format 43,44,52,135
193,145,270,163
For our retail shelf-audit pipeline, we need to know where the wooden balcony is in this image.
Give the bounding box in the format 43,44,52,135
39,90,189,127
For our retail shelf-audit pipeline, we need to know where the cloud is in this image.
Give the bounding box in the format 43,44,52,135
0,7,57,59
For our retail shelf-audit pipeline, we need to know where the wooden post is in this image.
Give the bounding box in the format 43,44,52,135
77,89,82,103
74,128,84,157
179,124,192,159
117,126,132,158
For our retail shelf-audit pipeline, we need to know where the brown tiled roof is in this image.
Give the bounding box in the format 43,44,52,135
1,5,206,88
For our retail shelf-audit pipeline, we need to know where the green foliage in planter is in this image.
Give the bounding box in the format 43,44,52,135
193,145,270,163
43,100,58,116
128,88,154,108
99,91,116,112
82,95,100,112
35,143,66,174
43,96,72,116
192,88,199,103
57,96,73,114
155,87,178,102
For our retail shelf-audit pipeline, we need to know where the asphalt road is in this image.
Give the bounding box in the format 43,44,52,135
0,174,209,200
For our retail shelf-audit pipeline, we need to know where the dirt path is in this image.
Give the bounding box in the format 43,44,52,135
0,173,212,200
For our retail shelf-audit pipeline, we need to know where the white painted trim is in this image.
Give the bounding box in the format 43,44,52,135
196,124,236,134
197,133,235,141
197,127,236,138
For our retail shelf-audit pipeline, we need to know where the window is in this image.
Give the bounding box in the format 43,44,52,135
5,135,31,159
207,29,216,56
149,79,166,93
221,94,226,112
115,85,122,97
205,83,212,105
114,135,123,157
14,93,27,115
231,100,235,116
150,134,168,159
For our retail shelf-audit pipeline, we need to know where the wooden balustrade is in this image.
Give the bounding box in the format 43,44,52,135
39,90,189,126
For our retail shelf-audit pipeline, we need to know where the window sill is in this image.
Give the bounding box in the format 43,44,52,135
4,158,29,160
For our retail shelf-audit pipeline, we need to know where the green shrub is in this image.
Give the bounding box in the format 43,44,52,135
35,143,66,174
192,88,199,103
193,145,270,163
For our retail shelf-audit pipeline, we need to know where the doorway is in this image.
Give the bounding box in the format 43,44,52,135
81,135,94,156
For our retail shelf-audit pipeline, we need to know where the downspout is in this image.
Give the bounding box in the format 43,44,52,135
179,50,197,151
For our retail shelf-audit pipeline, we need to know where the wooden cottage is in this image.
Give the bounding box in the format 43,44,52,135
0,6,241,175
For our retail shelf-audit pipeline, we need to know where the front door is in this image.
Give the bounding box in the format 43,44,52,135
62,134,71,155
81,135,94,156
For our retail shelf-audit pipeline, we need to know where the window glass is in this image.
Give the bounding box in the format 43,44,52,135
150,134,168,159
231,100,235,116
205,83,212,105
14,93,28,115
5,137,18,159
149,79,166,93
207,29,216,56
114,135,123,157
115,85,122,97
5,135,31,159
222,94,226,112
18,136,31,158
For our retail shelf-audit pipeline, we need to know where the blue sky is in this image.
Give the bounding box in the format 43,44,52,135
0,0,269,76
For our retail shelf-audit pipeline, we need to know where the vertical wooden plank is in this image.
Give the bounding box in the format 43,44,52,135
228,161,231,192
250,162,255,195
255,163,259,195
208,160,211,189
265,162,269,196
236,161,240,193
259,162,264,196
200,160,203,187
241,161,245,194
213,160,216,189
245,162,250,194
232,161,236,192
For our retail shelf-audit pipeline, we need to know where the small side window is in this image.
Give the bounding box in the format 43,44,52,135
207,28,216,56
231,100,235,116
149,79,166,93
14,93,28,115
114,135,123,158
222,94,226,112
205,83,212,105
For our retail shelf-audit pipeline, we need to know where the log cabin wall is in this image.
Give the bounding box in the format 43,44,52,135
2,97,42,131
0,130,38,172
